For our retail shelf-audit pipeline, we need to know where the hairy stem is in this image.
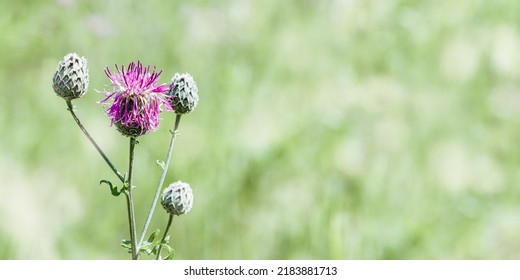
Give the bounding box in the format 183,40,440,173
66,100,125,182
125,137,138,260
138,114,182,247
156,214,174,260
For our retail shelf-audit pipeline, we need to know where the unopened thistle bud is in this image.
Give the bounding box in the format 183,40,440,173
161,181,193,216
167,73,199,114
53,53,89,101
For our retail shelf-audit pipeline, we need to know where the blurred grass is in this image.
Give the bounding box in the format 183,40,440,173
3,0,520,259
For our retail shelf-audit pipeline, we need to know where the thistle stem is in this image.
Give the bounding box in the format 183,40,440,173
65,100,125,183
156,214,174,260
138,114,182,247
125,137,138,260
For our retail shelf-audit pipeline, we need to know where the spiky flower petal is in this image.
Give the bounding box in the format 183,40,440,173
100,61,172,137
53,53,89,100
167,73,199,114
161,181,193,216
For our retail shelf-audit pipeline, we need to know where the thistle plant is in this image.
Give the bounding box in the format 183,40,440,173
52,53,199,260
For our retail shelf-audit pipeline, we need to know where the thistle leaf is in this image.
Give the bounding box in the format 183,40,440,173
148,229,161,243
100,180,125,197
120,239,132,250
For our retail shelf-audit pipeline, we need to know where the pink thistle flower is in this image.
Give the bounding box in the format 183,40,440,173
100,61,172,137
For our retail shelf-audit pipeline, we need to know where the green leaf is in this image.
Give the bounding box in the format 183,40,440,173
138,230,164,256
148,229,160,243
162,235,170,244
139,242,154,255
163,245,175,260
151,245,159,255
100,180,125,197
120,239,132,250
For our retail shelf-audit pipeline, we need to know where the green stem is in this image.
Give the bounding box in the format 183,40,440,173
156,214,174,260
137,114,182,247
125,137,138,260
66,100,125,183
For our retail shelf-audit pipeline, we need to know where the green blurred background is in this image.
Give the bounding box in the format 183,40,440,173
2,0,520,259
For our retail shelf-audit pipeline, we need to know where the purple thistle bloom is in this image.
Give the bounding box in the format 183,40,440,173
100,61,172,137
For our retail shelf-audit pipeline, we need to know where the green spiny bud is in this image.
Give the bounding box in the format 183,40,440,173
167,73,199,114
53,53,89,101
161,181,193,216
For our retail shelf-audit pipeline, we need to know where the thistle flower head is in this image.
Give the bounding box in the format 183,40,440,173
161,181,193,216
167,73,199,114
53,53,89,100
100,61,172,137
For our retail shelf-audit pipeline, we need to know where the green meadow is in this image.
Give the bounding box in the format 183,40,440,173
2,0,520,259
